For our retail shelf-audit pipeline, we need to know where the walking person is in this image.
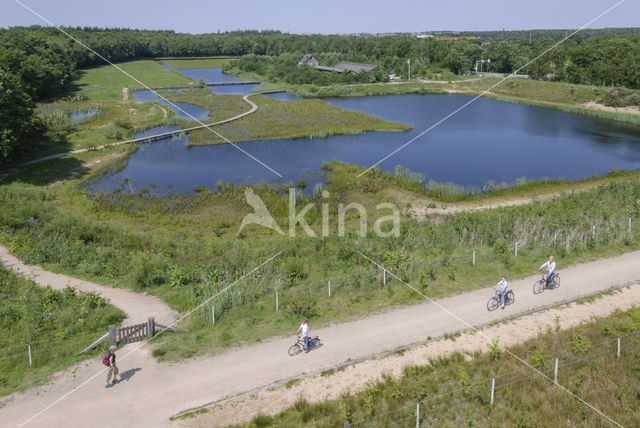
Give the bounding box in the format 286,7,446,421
296,318,310,352
104,345,119,387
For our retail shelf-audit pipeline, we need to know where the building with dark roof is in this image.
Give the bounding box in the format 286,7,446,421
333,61,378,74
297,54,319,67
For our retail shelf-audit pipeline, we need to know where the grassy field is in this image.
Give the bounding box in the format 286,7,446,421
0,265,125,396
157,57,238,69
159,90,412,145
70,60,192,101
232,306,640,427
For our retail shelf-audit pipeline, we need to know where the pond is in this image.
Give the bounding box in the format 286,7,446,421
100,68,640,194
69,108,100,125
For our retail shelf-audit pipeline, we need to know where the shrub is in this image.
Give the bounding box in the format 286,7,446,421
286,297,316,317
532,346,548,369
129,252,167,289
285,258,307,284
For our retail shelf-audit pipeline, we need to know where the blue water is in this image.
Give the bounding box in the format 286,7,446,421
91,93,640,194
69,108,100,125
263,92,304,101
160,63,238,83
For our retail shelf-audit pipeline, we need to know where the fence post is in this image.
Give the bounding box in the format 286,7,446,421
147,317,155,339
28,344,32,366
344,421,350,428
515,241,518,257
554,358,558,384
383,268,386,286
276,291,279,311
629,217,632,234
472,250,476,266
211,305,215,324
592,225,596,239
416,402,420,428
328,280,331,297
554,233,557,246
108,324,117,348
617,337,621,359
490,378,495,405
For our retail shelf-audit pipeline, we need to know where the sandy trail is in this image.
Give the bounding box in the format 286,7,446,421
185,281,640,427
1,250,640,427
0,245,175,326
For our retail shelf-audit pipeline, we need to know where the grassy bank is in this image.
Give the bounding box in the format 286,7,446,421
290,81,446,98
452,77,640,126
233,306,640,427
0,266,125,396
157,57,238,69
324,161,640,203
160,90,412,145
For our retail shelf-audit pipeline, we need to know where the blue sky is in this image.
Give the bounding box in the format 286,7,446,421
2,0,638,34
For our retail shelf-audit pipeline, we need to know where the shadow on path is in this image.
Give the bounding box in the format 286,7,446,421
119,367,142,383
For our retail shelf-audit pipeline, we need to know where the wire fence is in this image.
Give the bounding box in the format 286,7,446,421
199,215,638,325
0,328,110,369
344,330,640,427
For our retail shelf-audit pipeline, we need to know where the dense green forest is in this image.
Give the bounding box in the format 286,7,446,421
1,26,640,164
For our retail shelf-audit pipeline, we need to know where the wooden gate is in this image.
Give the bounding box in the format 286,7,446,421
118,322,149,345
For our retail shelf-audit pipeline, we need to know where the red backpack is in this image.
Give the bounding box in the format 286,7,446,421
102,352,111,366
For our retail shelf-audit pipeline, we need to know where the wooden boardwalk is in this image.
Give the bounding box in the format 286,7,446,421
205,81,260,86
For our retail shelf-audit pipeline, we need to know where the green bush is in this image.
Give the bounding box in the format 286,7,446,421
129,252,168,289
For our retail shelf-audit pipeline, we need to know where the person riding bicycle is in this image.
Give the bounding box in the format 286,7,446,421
494,276,509,309
296,318,310,352
539,256,556,287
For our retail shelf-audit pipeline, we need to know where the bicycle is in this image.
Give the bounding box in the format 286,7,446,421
288,335,320,356
487,289,514,311
533,272,560,295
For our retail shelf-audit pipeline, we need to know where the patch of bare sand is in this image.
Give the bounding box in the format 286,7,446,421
583,101,640,116
387,187,556,220
177,283,640,427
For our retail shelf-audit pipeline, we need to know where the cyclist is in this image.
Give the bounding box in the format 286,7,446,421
494,276,509,309
296,318,310,352
539,256,556,287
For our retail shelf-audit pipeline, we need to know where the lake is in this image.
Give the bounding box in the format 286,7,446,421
93,69,640,194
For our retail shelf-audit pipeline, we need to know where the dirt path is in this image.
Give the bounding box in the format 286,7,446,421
1,250,640,427
184,281,640,427
390,187,562,219
0,245,175,325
